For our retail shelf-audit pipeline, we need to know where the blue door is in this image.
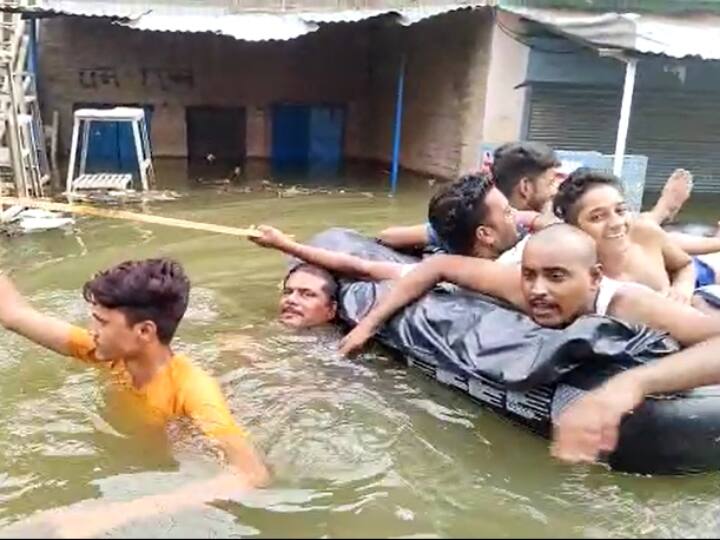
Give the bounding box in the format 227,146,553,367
73,103,153,175
271,104,344,174
272,104,310,171
309,106,344,171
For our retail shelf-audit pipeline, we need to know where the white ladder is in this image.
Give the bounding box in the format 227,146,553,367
0,0,49,198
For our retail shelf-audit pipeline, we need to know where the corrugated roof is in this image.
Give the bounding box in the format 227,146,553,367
301,5,487,25
24,1,232,19
126,13,316,41
20,1,493,41
502,6,720,60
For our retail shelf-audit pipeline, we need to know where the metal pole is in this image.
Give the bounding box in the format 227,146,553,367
131,119,149,191
78,118,90,177
390,53,406,195
28,18,39,94
613,58,637,177
66,116,80,194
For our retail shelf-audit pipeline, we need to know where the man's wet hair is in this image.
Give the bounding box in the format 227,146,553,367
492,141,560,197
82,258,190,344
427,173,494,255
284,263,338,303
553,168,624,224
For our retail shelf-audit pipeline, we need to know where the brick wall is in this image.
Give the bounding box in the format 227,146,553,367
39,17,371,157
38,8,492,178
365,9,493,178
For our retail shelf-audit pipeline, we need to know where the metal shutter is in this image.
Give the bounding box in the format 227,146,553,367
527,83,720,193
628,89,720,193
527,84,620,155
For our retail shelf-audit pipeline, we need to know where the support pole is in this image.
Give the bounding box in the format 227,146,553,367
78,119,90,177
390,53,406,196
65,116,80,193
613,57,637,177
140,118,155,188
131,119,148,191
28,18,38,79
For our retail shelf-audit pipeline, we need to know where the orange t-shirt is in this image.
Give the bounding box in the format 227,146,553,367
67,326,246,439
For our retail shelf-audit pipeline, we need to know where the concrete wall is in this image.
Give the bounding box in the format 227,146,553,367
481,14,530,146
38,9,493,178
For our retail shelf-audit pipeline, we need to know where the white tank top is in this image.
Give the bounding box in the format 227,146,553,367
594,277,651,316
497,235,530,266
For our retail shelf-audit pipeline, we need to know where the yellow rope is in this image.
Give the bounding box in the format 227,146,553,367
0,197,261,237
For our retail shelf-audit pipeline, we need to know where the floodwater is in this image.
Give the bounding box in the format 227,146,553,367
1,159,720,538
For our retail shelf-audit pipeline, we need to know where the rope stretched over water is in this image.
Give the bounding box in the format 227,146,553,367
0,197,262,238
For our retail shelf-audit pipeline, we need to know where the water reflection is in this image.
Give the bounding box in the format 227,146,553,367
1,160,720,537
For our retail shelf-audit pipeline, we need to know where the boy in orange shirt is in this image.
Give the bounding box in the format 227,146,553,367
0,258,267,536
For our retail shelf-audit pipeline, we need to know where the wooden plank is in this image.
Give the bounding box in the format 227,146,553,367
0,196,262,238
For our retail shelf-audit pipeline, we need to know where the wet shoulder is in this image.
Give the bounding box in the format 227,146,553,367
169,354,223,402
170,354,213,387
170,354,212,396
631,216,665,247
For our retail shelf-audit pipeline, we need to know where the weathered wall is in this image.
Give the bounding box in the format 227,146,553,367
39,18,372,157
38,8,493,178
365,9,493,178
481,14,530,147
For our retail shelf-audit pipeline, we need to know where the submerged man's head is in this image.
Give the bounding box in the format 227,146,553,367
82,258,190,360
279,264,338,328
521,224,602,328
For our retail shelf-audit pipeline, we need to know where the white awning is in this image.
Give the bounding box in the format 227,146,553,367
502,6,720,60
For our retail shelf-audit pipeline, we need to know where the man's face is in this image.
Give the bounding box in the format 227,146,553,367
279,270,337,329
524,167,559,213
480,187,520,255
574,185,631,252
520,241,601,328
89,304,146,361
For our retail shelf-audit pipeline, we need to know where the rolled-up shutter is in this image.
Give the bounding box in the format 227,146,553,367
527,84,620,154
629,88,720,193
527,83,720,193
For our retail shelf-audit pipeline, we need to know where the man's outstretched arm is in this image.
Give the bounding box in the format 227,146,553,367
0,273,74,356
552,334,720,464
249,225,404,281
376,224,429,250
339,255,523,356
609,285,720,346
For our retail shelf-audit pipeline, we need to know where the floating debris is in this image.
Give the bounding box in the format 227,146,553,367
0,207,74,235
194,177,231,186
210,178,377,199
67,189,185,205
17,210,75,232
